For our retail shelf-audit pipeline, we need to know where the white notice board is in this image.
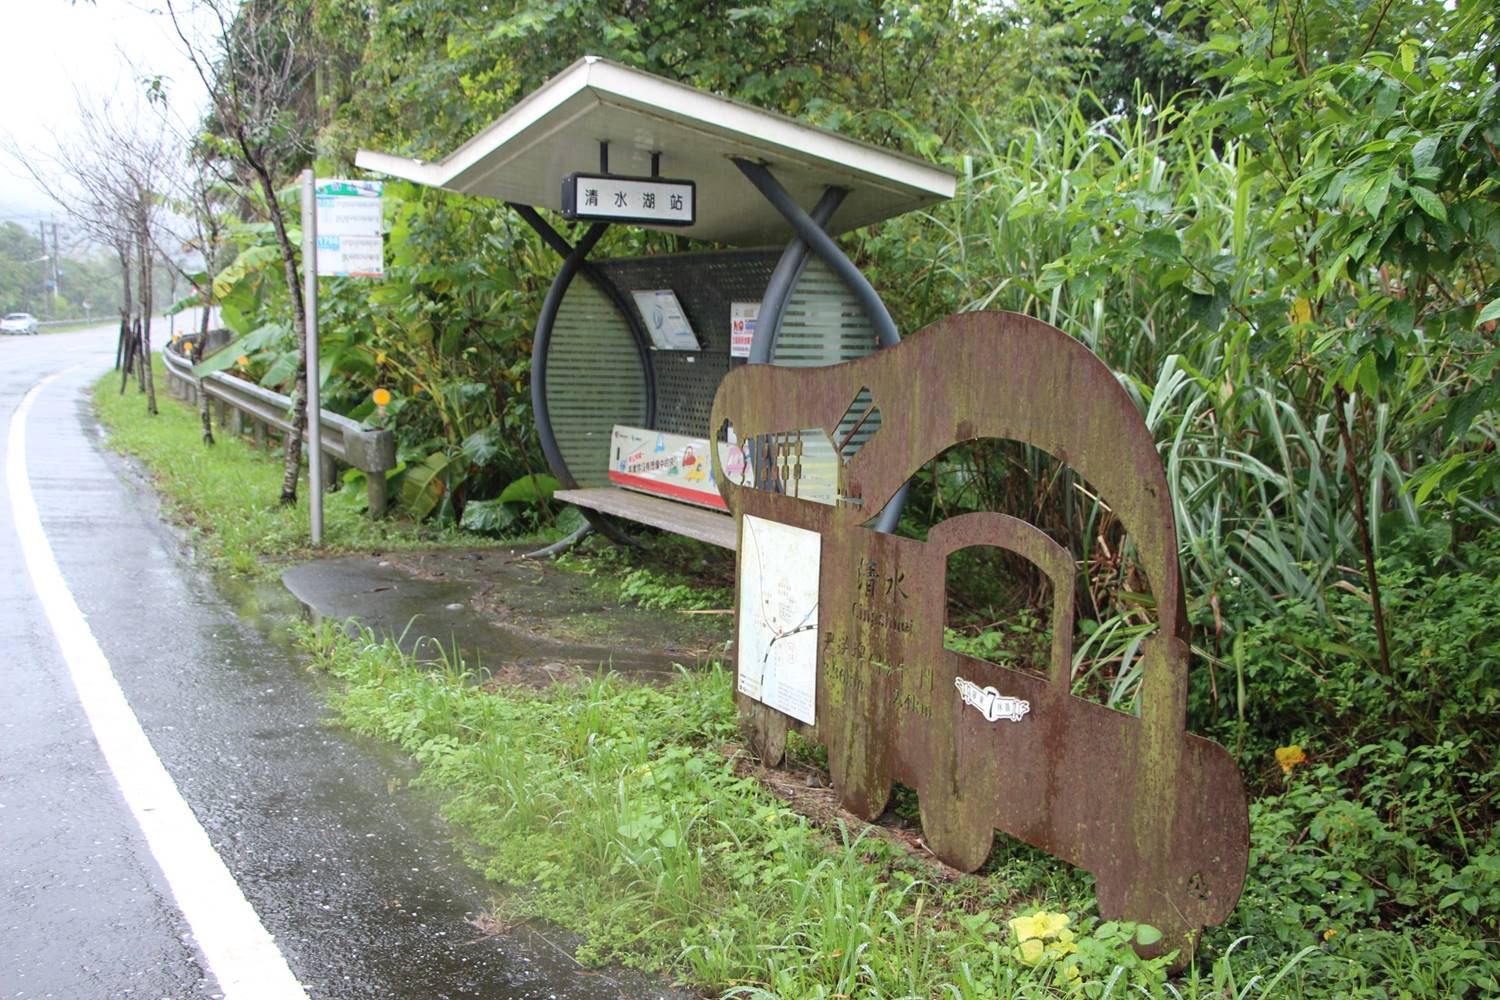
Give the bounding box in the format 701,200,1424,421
736,513,820,725
730,301,758,358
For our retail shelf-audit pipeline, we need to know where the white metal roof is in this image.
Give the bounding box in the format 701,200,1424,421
355,56,956,247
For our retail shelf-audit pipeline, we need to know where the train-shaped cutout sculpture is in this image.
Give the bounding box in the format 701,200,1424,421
709,310,1248,965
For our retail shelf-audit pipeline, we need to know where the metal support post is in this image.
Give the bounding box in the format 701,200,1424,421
301,169,325,545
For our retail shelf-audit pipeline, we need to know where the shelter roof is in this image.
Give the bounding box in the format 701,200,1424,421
355,56,956,247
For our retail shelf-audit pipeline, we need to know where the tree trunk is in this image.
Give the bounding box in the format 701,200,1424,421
193,337,214,445
136,204,158,416
135,317,146,392
1334,386,1393,677
117,242,134,392
236,126,307,506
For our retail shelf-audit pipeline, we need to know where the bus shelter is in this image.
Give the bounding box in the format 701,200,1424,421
357,56,955,549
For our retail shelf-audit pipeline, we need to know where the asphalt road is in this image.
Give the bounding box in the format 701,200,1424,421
0,325,677,1000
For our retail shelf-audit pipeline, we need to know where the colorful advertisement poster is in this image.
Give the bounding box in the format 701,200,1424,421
630,290,700,351
730,301,758,358
609,425,751,510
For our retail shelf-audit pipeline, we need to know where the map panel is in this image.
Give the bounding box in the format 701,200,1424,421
736,514,820,725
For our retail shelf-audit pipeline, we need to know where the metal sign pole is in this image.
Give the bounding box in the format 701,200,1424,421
300,169,324,545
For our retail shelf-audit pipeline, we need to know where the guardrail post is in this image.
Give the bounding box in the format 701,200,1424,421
366,471,388,519
254,420,266,450
230,407,244,437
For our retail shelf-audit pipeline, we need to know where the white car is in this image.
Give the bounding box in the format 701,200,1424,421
1,312,39,335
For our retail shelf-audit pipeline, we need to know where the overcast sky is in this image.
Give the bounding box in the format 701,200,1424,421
0,0,208,233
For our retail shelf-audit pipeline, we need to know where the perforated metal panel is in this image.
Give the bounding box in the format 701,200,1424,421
545,274,648,486
595,250,781,437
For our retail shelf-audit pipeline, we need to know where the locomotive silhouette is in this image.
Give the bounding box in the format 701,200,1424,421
710,310,1248,963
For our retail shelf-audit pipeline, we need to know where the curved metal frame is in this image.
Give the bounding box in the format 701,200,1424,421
732,159,910,532
524,220,638,545
516,166,912,542
511,203,658,441
749,187,848,364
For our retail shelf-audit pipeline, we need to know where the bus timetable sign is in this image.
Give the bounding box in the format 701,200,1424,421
561,172,695,226
314,179,384,278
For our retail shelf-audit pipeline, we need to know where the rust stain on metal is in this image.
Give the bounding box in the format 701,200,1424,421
711,310,1248,966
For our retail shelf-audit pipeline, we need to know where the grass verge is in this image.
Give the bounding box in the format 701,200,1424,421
93,360,503,575
305,621,1500,998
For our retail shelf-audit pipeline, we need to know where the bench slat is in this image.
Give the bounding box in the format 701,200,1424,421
555,487,737,550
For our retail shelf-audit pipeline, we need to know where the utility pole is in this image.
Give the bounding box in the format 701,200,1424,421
37,222,46,313
50,220,60,316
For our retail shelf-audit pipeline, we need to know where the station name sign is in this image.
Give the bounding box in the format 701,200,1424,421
561,172,695,226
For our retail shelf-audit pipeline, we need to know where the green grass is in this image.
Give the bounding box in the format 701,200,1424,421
42,319,111,334
303,622,1499,998
92,359,503,575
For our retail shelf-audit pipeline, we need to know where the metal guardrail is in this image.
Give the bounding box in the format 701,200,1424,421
161,346,396,518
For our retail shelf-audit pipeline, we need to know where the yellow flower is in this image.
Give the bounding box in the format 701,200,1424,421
1323,927,1338,941
1016,937,1045,965
372,387,392,407
1011,910,1071,943
236,354,249,368
1009,914,1048,943
1275,745,1308,773
1038,912,1071,938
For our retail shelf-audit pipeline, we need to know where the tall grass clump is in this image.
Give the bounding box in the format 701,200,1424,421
861,80,1495,715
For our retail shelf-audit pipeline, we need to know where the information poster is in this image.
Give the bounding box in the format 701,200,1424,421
730,301,758,358
737,513,820,725
609,425,748,509
314,179,384,278
631,289,700,351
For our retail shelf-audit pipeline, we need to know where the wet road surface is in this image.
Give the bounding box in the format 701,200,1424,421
1,326,685,999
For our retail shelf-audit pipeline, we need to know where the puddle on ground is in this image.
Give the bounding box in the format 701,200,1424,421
279,548,732,684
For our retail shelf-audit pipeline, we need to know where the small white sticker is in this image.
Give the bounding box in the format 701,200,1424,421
954,677,1030,723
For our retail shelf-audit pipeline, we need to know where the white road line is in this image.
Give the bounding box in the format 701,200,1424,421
6,367,308,1000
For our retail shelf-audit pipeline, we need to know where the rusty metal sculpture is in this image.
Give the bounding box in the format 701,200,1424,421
710,310,1248,964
